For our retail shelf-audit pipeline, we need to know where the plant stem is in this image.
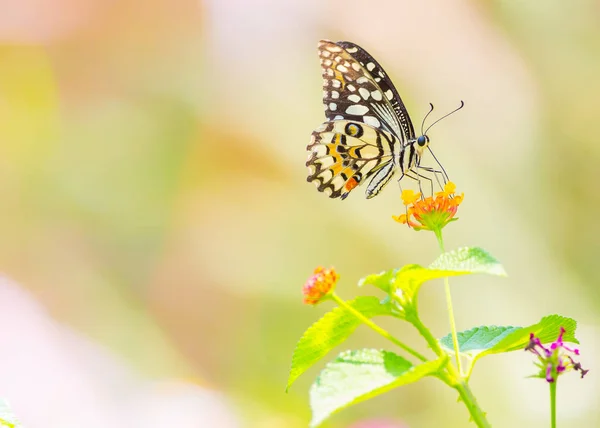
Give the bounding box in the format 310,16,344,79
452,378,492,428
435,229,463,375
407,311,490,427
431,230,490,425
330,292,427,362
444,277,462,373
550,381,557,428
406,305,445,356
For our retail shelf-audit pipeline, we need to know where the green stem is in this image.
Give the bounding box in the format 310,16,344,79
453,379,492,428
407,311,490,427
406,304,445,356
330,292,427,362
550,381,557,428
435,229,463,375
432,229,489,425
444,276,462,374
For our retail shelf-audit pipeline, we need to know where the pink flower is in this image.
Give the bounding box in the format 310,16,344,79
525,327,588,383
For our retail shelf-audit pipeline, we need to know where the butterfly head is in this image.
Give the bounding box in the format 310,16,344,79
416,134,430,153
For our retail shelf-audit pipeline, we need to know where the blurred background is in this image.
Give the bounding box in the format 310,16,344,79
0,0,599,426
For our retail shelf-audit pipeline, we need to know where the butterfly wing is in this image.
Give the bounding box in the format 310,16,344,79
307,120,400,200
318,40,407,141
336,41,416,141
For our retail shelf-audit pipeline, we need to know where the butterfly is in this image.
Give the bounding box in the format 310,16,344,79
306,40,458,200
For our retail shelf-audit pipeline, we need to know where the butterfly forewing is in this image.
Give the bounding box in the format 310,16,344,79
336,41,416,140
306,120,399,199
318,40,404,139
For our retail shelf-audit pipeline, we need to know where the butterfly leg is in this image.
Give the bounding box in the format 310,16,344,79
396,173,405,194
416,165,447,192
396,173,412,228
400,170,431,198
418,165,448,184
397,172,420,194
409,168,442,198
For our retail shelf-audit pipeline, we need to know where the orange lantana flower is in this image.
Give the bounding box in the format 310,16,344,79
393,182,463,232
302,266,339,305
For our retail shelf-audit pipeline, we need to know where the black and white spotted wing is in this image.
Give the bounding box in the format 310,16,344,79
318,40,406,139
308,40,428,200
336,41,416,141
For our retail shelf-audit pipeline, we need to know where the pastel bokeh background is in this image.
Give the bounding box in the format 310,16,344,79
0,0,599,427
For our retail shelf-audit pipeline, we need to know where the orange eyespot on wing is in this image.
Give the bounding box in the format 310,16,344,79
345,177,359,191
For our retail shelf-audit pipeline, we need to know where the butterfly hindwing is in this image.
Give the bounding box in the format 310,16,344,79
318,40,405,139
306,120,399,199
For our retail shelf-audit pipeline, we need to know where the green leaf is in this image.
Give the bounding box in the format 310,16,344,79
440,325,522,357
0,400,21,428
358,268,399,293
359,248,506,306
429,247,507,276
393,264,468,300
287,297,395,391
309,349,446,427
440,315,578,363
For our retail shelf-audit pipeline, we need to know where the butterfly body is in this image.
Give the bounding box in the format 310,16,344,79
306,40,433,200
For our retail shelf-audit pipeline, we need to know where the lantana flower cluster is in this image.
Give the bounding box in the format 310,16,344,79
302,266,339,305
393,181,463,232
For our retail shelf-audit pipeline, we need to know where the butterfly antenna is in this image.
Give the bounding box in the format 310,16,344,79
420,103,435,136
424,100,465,135
427,147,450,182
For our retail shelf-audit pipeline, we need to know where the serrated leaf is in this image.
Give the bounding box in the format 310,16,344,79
490,315,578,353
440,315,578,363
359,248,506,306
287,297,395,391
429,247,506,276
0,400,21,428
440,325,522,357
309,349,446,427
